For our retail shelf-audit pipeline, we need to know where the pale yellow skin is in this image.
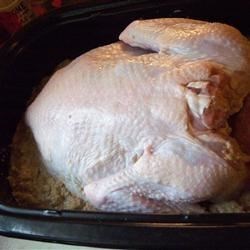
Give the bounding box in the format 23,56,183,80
26,18,250,212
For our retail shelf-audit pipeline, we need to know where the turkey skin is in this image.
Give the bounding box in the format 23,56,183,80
26,18,250,212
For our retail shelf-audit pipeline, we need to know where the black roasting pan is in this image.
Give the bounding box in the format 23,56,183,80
0,0,250,248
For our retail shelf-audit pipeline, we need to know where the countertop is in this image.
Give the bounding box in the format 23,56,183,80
0,235,112,250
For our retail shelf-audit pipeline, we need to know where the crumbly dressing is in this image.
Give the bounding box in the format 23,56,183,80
9,120,94,210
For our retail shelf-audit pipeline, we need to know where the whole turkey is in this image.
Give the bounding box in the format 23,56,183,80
26,18,250,213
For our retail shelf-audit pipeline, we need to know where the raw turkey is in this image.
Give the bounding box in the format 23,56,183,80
25,18,250,213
